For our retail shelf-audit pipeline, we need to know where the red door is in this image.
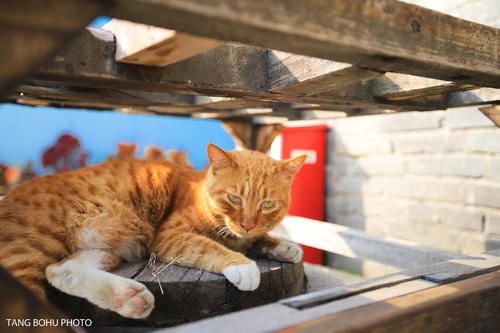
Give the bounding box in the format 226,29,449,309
281,125,327,264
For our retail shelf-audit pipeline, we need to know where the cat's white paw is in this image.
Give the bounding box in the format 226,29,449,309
267,240,303,263
110,283,155,319
222,261,260,291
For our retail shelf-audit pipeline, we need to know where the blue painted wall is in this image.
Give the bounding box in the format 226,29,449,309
0,104,234,173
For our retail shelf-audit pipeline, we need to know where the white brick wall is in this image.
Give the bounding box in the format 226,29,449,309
325,108,500,276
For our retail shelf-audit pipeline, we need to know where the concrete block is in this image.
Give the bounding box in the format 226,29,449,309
486,214,500,236
325,195,363,217
465,183,500,209
390,222,468,254
489,158,500,181
386,176,464,203
328,111,442,134
444,107,495,129
331,133,392,156
356,156,406,175
362,197,409,218
408,155,486,177
392,131,465,153
467,129,500,153
327,176,397,196
408,203,484,231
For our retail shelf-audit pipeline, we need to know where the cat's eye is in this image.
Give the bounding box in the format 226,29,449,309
261,201,275,209
228,193,242,205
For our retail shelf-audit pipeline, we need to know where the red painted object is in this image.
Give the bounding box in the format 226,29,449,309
280,125,328,265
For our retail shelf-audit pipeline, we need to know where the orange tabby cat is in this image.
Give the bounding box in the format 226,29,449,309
0,144,305,319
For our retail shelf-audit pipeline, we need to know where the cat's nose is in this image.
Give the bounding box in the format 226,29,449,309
242,223,255,231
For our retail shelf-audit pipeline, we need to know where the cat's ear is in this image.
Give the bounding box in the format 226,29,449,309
277,155,307,179
207,143,235,173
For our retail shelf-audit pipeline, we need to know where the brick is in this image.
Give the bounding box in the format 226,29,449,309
467,129,500,153
356,156,405,175
408,203,484,231
362,197,409,217
386,176,464,202
465,183,500,209
325,195,363,217
407,155,486,177
327,176,396,196
444,106,494,129
390,222,469,254
328,111,442,134
486,214,500,236
489,158,500,181
392,131,465,153
330,133,392,156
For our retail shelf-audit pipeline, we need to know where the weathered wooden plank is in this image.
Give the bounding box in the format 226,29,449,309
267,51,383,96
102,18,223,66
30,27,448,113
280,271,500,333
35,27,269,97
9,84,195,108
109,0,500,88
222,121,283,151
160,249,500,333
447,87,500,108
50,258,303,327
0,0,106,94
403,248,500,284
480,105,500,127
272,216,466,269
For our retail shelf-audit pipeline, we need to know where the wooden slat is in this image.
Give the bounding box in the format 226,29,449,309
109,0,500,88
102,18,223,66
480,105,500,127
267,51,383,96
0,0,106,94
35,27,269,96
280,271,500,333
222,121,283,151
272,216,466,269
29,27,453,113
157,249,500,332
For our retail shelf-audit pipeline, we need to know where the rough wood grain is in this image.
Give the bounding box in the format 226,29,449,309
102,18,223,66
280,271,500,333
48,258,304,327
267,51,383,96
480,105,500,127
222,121,283,152
0,0,105,94
30,27,448,113
109,0,500,88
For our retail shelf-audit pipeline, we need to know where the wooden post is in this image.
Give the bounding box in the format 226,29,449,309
222,121,283,152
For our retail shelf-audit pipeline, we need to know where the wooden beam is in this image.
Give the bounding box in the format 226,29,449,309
267,50,383,96
280,271,500,333
35,27,269,96
272,216,465,269
102,18,223,66
222,121,283,152
480,105,500,127
109,0,500,88
0,0,106,94
30,27,453,113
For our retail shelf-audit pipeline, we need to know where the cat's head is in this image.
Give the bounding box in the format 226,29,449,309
205,143,306,238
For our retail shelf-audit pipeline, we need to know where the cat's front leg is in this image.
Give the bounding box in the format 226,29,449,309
251,234,303,264
153,230,260,291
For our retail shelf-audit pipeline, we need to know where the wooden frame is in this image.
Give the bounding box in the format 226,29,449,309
0,0,499,331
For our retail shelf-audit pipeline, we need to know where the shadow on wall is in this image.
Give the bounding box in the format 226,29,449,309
323,110,500,278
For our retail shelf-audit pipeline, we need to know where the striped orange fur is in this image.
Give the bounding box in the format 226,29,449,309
0,144,305,316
